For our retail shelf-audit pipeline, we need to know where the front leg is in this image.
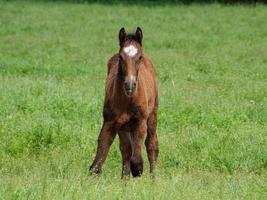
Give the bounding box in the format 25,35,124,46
130,119,147,177
118,131,132,179
145,111,159,177
89,122,116,175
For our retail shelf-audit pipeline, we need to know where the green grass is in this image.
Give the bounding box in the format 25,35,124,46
0,0,267,199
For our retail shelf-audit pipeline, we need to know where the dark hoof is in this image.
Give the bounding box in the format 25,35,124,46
89,165,101,176
130,161,143,177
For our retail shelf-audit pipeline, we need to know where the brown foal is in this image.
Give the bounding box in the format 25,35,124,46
89,27,159,178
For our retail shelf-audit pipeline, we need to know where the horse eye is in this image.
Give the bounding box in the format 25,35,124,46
119,56,125,68
119,55,124,63
136,56,142,66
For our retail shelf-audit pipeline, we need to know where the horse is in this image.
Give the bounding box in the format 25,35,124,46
89,27,159,178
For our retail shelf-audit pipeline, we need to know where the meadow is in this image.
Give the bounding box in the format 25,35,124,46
0,0,266,199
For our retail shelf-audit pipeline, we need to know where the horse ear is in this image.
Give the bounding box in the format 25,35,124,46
135,27,143,46
119,27,126,47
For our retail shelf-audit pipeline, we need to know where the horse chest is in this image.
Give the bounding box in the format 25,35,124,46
113,105,146,127
129,105,145,119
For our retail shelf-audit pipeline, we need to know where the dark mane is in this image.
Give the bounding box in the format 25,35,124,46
126,33,138,41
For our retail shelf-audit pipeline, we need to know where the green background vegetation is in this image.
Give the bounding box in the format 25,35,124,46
0,0,266,199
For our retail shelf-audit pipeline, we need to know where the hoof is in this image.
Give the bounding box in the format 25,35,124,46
130,161,143,177
89,165,101,176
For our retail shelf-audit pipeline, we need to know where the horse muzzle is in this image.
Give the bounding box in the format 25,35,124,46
123,76,137,96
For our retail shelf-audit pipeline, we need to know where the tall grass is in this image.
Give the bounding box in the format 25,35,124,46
0,0,266,199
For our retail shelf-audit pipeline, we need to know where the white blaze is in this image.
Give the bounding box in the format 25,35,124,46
123,45,137,57
129,75,136,82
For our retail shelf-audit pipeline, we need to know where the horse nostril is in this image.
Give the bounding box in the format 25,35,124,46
132,82,137,90
124,82,130,90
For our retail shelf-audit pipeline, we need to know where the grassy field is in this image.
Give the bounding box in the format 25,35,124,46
0,0,267,199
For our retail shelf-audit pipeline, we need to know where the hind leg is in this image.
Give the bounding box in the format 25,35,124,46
118,131,132,179
130,120,147,177
145,111,159,177
89,122,116,175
